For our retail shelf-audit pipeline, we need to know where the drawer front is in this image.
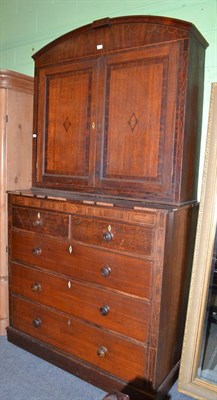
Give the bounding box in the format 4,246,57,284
71,216,154,256
10,263,150,342
11,230,152,299
11,296,148,382
12,206,70,238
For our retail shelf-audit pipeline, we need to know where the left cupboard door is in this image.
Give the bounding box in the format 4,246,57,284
34,60,99,191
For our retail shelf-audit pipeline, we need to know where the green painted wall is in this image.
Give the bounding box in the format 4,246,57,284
0,0,217,193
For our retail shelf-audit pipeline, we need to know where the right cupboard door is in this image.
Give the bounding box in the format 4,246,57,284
96,41,184,202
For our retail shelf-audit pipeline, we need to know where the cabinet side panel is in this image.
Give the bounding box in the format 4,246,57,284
180,39,206,202
153,205,198,389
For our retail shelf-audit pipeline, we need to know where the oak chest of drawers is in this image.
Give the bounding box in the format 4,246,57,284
7,15,207,400
8,192,198,399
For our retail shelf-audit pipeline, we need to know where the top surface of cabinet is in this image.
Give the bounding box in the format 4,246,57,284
33,16,208,64
0,69,33,94
32,16,208,205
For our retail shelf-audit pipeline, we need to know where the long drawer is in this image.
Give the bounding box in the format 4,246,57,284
11,230,152,299
11,296,148,383
10,263,150,342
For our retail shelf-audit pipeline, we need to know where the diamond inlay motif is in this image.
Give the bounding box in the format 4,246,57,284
128,112,139,132
63,117,71,132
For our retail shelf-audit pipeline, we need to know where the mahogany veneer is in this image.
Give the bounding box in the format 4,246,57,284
32,16,208,205
8,191,198,399
7,15,207,400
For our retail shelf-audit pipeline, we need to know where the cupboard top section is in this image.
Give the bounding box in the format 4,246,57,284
32,16,208,205
32,16,208,66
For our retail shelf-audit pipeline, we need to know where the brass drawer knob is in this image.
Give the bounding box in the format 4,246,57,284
101,265,111,277
99,305,110,316
32,318,41,328
102,232,113,242
32,247,42,256
97,346,108,358
31,283,41,292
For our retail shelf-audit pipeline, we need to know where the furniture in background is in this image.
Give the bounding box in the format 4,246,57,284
0,70,33,335
7,16,208,400
178,83,217,399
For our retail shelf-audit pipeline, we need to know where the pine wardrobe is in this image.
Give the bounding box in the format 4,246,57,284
7,16,208,400
0,70,33,335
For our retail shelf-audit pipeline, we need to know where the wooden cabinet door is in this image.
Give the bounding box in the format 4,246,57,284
35,60,98,189
95,41,182,202
34,40,186,203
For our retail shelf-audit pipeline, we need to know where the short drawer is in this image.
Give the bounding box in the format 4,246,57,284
11,230,152,299
71,216,154,257
10,263,150,342
12,206,70,238
11,296,148,383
